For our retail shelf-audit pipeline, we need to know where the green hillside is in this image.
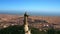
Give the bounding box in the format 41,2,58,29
0,25,46,34
0,25,60,34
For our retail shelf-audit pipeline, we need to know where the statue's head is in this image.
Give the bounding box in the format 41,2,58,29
24,12,29,17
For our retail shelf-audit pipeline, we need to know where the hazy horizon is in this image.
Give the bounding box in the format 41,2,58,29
0,10,60,16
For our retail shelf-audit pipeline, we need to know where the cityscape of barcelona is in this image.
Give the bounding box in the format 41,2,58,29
0,0,60,34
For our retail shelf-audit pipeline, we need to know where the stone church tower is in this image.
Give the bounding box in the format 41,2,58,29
24,12,31,34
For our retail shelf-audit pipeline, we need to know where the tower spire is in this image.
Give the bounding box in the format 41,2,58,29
24,12,31,34
24,12,28,25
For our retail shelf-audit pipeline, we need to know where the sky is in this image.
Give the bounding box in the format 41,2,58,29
0,0,60,16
